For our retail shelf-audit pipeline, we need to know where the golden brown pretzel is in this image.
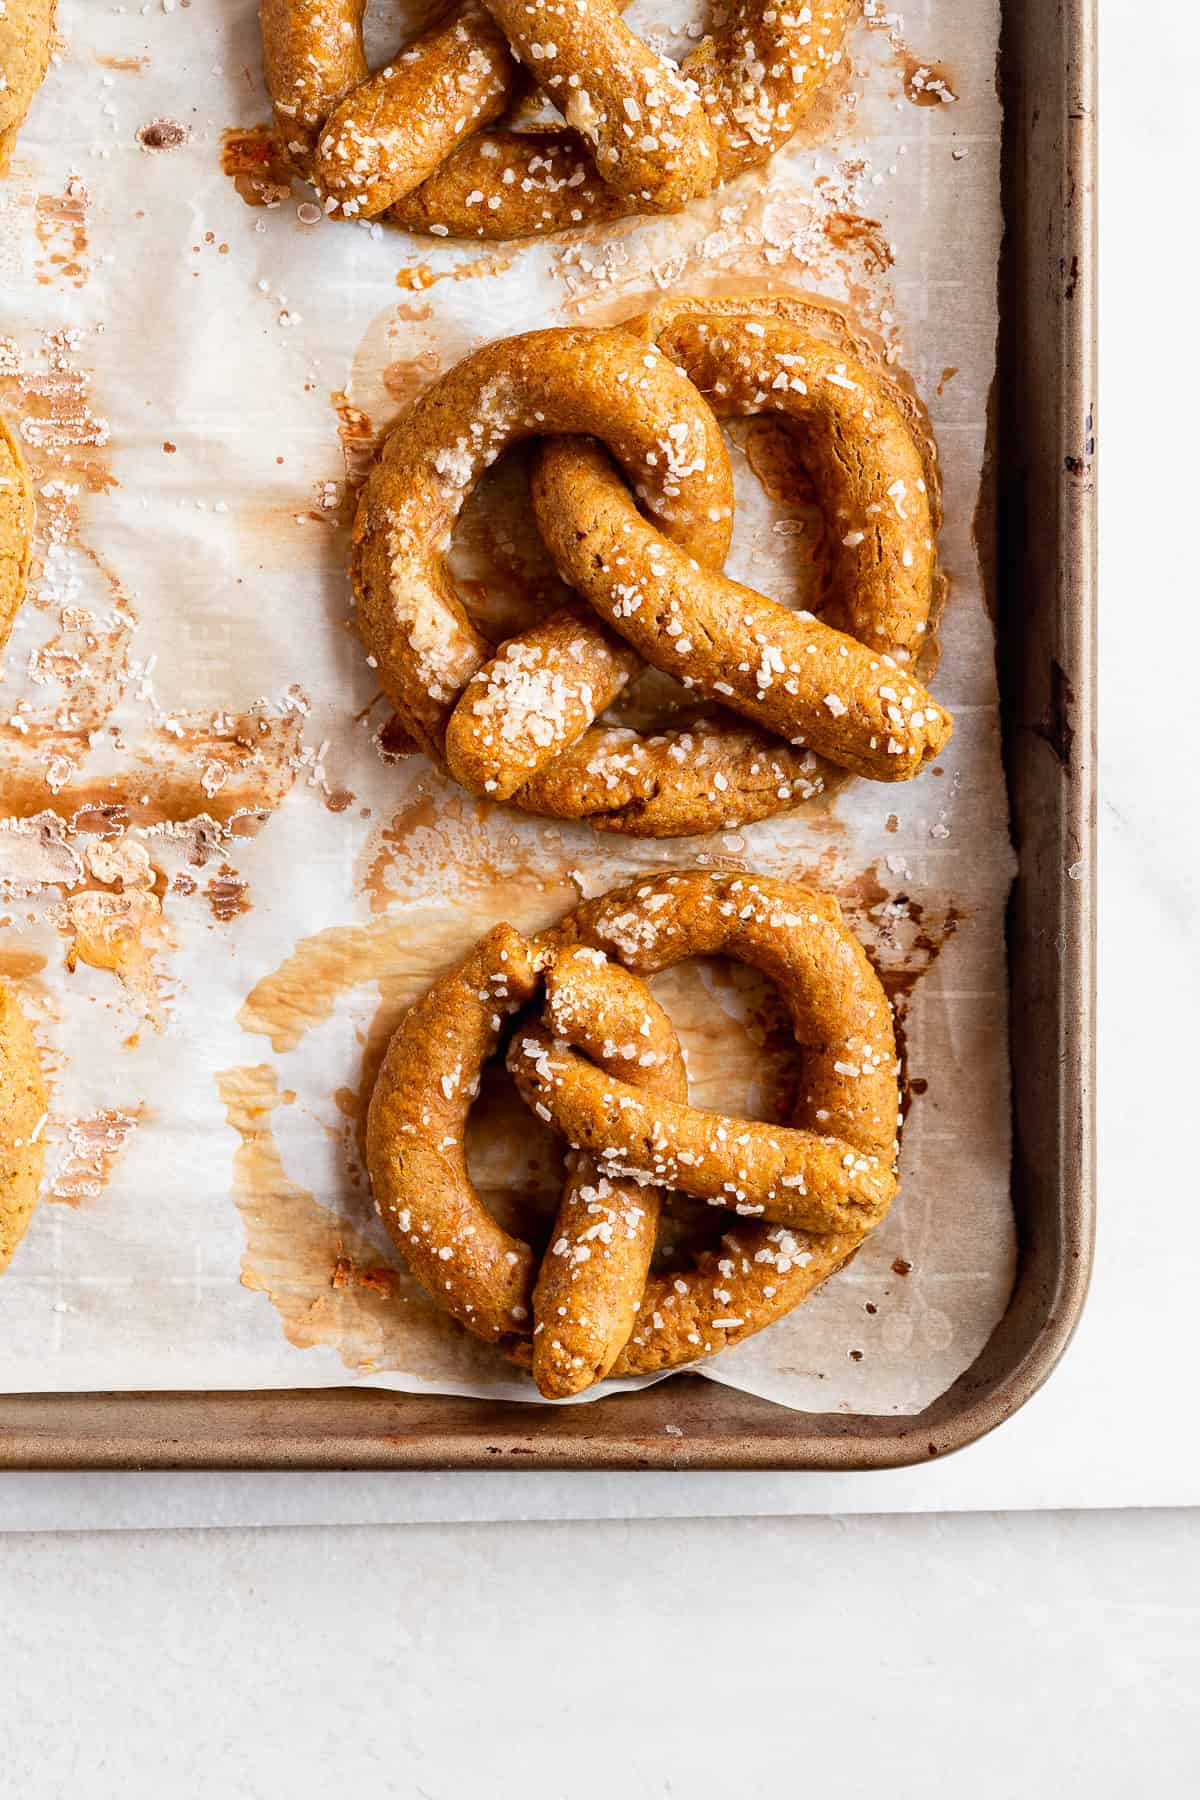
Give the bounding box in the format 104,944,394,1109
1,981,47,1275
353,301,952,837
366,871,900,1396
0,414,35,653
259,0,852,237
351,322,752,823
0,0,54,173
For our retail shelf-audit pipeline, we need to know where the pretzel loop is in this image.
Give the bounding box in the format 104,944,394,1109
353,299,953,837
351,323,734,776
260,1,853,238
366,872,901,1396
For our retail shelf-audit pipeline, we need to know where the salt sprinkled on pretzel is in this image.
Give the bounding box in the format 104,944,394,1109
352,322,751,827
259,0,853,237
353,298,952,836
529,947,687,1398
366,872,901,1394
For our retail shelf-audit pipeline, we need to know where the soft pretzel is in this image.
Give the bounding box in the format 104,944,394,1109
1,982,47,1275
0,0,54,173
260,0,852,237
0,414,35,652
351,322,734,765
352,300,952,837
366,871,900,1396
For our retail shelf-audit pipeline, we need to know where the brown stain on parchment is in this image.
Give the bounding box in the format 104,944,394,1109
96,54,148,72
137,120,188,153
357,775,577,915
821,210,893,273
49,1105,143,1206
900,57,959,108
777,849,964,1137
59,888,167,1025
395,266,440,293
0,339,317,849
381,350,442,415
0,327,135,785
0,947,47,979
205,865,251,922
395,250,519,293
553,164,897,354
220,125,293,208
238,874,571,1056
34,178,89,289
330,391,378,496
0,709,306,833
860,5,961,110
217,1063,503,1378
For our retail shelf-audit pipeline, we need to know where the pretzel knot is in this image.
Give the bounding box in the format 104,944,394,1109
366,871,900,1398
259,0,853,238
353,294,953,838
1,414,35,653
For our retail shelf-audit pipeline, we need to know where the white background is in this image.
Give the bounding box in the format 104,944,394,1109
2,1,1198,1794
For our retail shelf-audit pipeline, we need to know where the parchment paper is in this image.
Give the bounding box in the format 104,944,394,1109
0,0,1014,1413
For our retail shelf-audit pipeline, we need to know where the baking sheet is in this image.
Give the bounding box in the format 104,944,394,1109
0,0,1014,1414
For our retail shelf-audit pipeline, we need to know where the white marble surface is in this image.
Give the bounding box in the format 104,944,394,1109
2,1510,1197,1796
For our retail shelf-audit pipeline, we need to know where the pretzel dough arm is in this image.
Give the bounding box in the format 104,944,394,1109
533,442,952,781
533,1158,659,1396
515,723,825,837
444,605,641,802
529,947,687,1397
509,1023,896,1233
655,315,938,658
366,925,541,1340
684,0,853,179
0,983,47,1274
613,1224,859,1375
260,0,368,171
567,869,901,1163
482,0,718,211
389,127,635,240
315,3,517,219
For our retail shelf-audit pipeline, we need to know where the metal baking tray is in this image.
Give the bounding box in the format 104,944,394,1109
0,0,1096,1470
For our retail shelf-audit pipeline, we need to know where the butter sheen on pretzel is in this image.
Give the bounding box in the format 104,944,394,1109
259,0,853,237
353,297,953,837
366,871,901,1397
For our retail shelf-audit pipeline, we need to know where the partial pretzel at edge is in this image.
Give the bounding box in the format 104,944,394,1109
260,0,854,239
0,415,35,653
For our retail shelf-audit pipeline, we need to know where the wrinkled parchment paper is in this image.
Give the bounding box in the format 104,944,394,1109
0,0,1014,1412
